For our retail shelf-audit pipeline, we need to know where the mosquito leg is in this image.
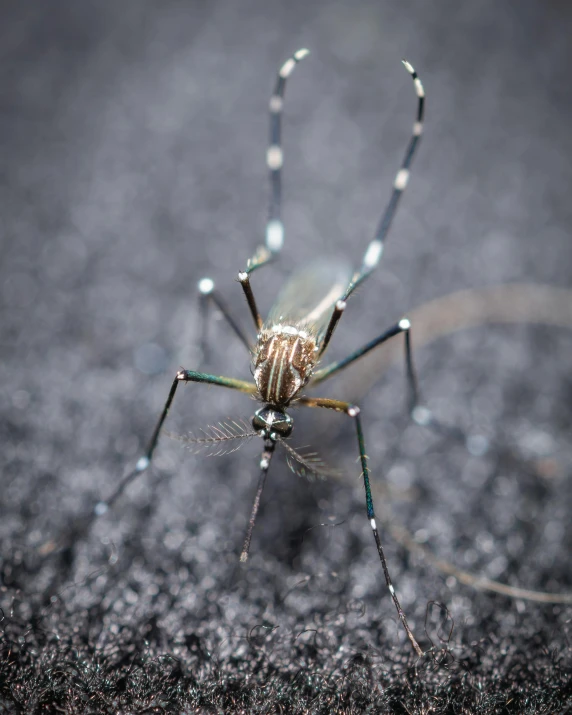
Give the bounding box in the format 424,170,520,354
39,371,258,556
238,270,263,332
401,323,481,448
312,320,407,386
243,48,310,277
101,372,257,515
296,394,424,657
237,49,310,331
240,439,276,563
318,60,424,353
344,60,424,301
311,318,478,449
197,277,252,362
318,298,347,359
398,323,467,443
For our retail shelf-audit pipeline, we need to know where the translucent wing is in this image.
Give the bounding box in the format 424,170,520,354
264,260,352,343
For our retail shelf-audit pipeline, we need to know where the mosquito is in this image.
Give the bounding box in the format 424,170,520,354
45,49,431,656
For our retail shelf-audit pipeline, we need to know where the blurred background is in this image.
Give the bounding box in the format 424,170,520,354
1,0,571,711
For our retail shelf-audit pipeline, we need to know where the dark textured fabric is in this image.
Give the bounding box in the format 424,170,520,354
1,1,571,712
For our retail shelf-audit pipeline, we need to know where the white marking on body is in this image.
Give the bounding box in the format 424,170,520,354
266,219,284,251
267,348,282,402
413,121,423,136
197,277,214,294
364,240,383,268
394,168,410,191
348,406,360,417
94,501,108,516
388,584,395,596
294,48,310,61
414,77,425,98
289,337,300,362
269,95,283,112
412,405,432,426
278,346,291,401
370,518,377,531
402,59,415,74
238,271,248,282
335,300,346,312
267,145,283,170
290,366,302,395
267,335,277,358
282,325,299,335
176,370,186,380
279,58,296,78
398,318,411,330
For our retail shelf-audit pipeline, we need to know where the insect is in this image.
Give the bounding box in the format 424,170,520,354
48,49,429,656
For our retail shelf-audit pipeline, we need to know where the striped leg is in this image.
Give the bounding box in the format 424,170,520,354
197,277,252,361
40,371,258,555
313,318,414,389
98,371,258,516
264,49,310,263
320,59,425,354
244,47,309,276
296,395,424,657
313,318,421,416
345,59,424,299
240,439,276,563
238,49,310,330
312,318,483,449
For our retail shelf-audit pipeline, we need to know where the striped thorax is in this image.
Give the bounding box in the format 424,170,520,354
253,324,317,406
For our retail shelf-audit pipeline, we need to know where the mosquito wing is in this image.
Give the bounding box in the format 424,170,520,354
264,261,352,343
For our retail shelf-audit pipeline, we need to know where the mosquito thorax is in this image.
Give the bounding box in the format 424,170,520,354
252,406,293,439
253,325,317,405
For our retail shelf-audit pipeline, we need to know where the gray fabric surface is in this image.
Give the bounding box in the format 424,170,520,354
1,1,571,712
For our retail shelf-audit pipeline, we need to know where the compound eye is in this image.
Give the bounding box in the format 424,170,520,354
252,411,267,433
252,408,293,438
273,414,293,437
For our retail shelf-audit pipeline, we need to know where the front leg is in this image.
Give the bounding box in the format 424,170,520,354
39,370,258,555
310,318,483,451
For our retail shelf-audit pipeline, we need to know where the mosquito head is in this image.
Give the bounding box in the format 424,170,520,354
252,406,293,439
